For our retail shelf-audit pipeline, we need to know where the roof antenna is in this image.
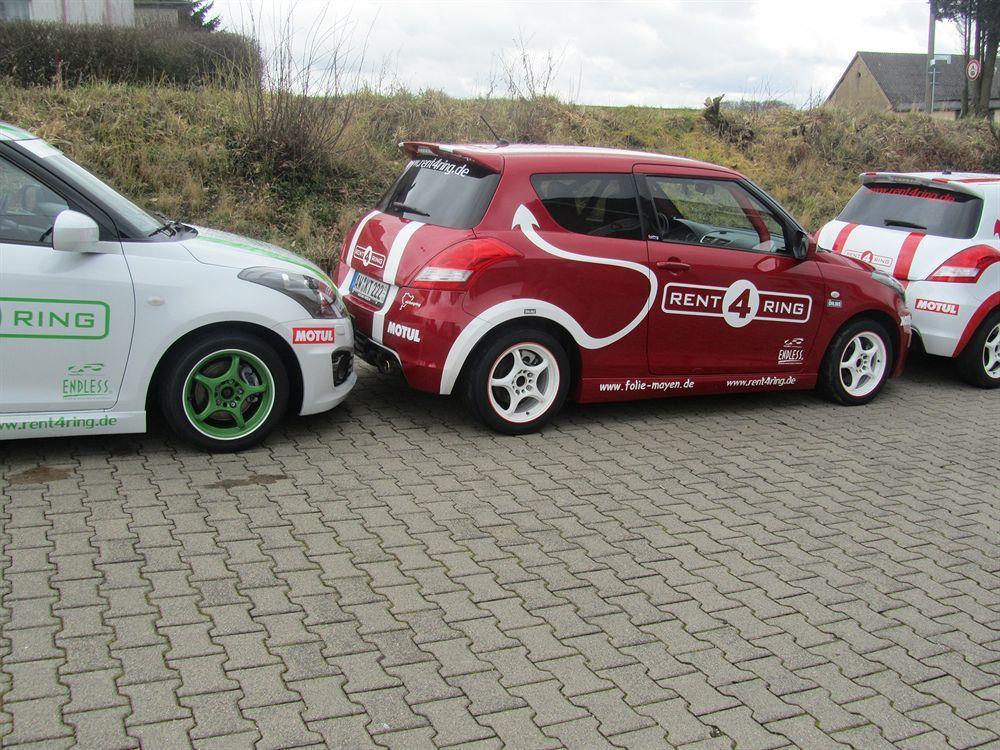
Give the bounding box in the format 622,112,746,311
479,114,509,147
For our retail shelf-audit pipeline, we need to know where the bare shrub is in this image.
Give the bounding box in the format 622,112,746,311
481,33,568,143
489,31,563,100
232,5,371,182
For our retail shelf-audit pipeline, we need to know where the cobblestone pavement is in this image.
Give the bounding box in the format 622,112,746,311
1,352,998,750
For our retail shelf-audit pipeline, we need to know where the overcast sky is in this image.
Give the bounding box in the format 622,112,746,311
217,0,963,108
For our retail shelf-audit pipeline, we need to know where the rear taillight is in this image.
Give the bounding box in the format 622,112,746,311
927,244,1000,283
338,234,352,264
412,238,520,290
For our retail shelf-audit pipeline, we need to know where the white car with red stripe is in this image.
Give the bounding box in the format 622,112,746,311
819,172,1000,387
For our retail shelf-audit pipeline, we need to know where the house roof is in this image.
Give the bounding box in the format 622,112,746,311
851,51,999,110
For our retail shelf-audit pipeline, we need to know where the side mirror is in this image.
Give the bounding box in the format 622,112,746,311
52,210,100,253
791,230,811,261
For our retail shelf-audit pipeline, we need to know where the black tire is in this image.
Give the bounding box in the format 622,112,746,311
817,319,893,406
461,327,571,435
160,331,289,452
956,309,1000,389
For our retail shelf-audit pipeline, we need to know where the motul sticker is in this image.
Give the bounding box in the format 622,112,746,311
661,280,811,329
914,298,959,316
356,245,386,270
386,322,421,342
292,327,335,344
843,248,893,271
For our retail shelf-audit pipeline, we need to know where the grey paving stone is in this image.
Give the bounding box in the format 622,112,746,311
1,364,997,750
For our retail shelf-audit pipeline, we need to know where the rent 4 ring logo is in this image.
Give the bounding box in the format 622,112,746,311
292,327,335,344
0,298,110,339
356,245,386,270
843,248,893,271
661,280,812,329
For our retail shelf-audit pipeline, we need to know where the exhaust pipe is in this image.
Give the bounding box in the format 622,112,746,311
377,353,397,375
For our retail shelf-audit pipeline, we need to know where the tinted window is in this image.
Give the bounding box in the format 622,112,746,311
647,176,787,253
379,157,500,229
838,184,982,239
0,157,68,244
531,173,642,241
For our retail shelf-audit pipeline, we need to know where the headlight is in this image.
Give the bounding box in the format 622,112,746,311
871,271,905,300
238,267,346,318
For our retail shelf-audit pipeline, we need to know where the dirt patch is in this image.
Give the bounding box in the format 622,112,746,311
207,474,286,489
5,466,75,485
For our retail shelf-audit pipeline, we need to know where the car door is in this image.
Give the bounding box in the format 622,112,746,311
0,153,134,413
636,168,825,375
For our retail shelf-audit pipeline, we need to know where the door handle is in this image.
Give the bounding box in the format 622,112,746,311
656,260,690,272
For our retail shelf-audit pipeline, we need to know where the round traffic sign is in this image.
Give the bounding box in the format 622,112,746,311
967,58,982,81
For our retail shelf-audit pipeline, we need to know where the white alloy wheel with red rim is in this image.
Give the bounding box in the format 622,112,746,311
487,343,560,424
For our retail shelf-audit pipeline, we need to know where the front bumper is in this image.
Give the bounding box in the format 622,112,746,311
271,318,357,416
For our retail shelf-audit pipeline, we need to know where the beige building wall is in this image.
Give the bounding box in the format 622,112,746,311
826,56,893,111
135,7,179,27
28,0,134,25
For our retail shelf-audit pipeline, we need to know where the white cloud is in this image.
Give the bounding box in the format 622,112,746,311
215,0,963,107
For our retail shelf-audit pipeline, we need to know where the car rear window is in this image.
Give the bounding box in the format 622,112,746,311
531,173,643,241
378,157,500,229
838,183,982,239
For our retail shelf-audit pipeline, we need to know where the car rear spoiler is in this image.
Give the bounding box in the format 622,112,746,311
399,141,503,173
860,172,982,197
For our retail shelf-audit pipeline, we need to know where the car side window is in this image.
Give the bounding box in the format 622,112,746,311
646,176,787,253
531,173,643,241
0,156,69,245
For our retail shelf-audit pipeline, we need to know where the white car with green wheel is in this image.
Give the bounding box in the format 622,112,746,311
0,122,356,451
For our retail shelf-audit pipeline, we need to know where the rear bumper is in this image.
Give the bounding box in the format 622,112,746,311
346,286,474,393
905,280,982,358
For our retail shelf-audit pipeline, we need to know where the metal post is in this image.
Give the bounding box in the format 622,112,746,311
925,0,936,113
931,63,937,115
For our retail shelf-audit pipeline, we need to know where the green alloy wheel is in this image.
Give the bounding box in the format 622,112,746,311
183,349,275,439
161,332,289,452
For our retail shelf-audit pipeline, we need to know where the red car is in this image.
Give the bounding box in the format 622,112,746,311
336,143,911,433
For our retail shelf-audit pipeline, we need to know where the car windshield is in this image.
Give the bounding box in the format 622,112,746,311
18,139,162,236
838,183,982,240
378,157,500,229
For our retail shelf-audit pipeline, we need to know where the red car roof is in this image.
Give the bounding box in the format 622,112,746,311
400,141,742,178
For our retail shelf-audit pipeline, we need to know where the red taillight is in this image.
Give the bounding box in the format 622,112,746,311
411,238,520,290
927,244,1000,283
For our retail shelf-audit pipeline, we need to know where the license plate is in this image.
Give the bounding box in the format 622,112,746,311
350,272,390,307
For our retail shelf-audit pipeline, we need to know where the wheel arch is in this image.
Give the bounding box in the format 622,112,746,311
145,321,304,417
829,309,902,367
454,315,582,396
955,295,1000,358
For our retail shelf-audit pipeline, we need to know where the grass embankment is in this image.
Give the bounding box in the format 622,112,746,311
1,83,997,267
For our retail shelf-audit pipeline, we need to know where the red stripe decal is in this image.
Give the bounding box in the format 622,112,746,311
831,223,857,254
954,292,1000,356
893,232,925,281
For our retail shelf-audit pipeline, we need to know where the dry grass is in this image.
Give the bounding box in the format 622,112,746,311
1,82,996,265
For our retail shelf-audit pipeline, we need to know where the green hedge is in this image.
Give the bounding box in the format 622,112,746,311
0,21,258,87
